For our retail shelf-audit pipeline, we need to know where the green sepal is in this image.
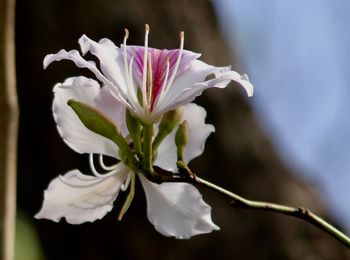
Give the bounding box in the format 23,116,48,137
175,120,189,161
67,99,138,170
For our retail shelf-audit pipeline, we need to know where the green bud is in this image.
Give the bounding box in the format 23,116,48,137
68,99,120,141
160,107,184,134
152,107,184,153
175,120,189,161
67,99,137,169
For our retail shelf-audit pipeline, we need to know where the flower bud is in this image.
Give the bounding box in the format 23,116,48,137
68,99,120,140
67,99,137,169
160,107,184,134
152,107,184,153
175,120,189,161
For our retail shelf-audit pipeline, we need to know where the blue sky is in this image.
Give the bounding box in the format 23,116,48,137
214,0,350,231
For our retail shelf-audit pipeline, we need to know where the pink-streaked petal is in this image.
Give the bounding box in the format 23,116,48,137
127,46,200,109
154,103,214,171
53,76,120,157
128,46,199,83
35,168,130,224
78,35,128,96
139,174,219,239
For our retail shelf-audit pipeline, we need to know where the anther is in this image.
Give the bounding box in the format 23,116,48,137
124,28,129,40
180,31,184,39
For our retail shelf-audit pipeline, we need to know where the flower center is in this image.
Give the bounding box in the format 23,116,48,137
122,25,185,113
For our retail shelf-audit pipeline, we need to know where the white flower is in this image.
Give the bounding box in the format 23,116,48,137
35,76,219,239
43,25,253,123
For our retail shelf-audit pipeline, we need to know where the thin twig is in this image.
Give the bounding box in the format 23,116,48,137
193,174,350,248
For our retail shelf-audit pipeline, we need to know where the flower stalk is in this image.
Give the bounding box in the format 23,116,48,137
125,109,143,158
142,123,154,174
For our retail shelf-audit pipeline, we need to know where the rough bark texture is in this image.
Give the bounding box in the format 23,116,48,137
16,0,349,259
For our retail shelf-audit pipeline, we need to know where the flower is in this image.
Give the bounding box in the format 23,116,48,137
43,25,253,123
35,76,220,239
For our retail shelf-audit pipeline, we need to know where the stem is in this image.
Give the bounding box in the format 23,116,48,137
142,124,154,173
194,175,350,248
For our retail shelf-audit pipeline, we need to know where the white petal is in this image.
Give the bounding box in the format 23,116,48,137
44,48,130,107
44,49,111,87
35,168,130,224
139,174,219,239
78,35,128,96
53,76,120,157
156,60,215,112
154,103,214,171
157,60,253,113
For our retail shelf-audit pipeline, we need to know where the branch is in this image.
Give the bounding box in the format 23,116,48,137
148,161,350,248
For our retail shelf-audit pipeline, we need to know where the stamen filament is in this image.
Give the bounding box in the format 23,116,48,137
99,154,118,171
121,173,132,191
147,52,153,106
128,55,143,115
155,31,184,110
165,31,184,90
89,154,122,178
142,24,150,109
123,29,140,112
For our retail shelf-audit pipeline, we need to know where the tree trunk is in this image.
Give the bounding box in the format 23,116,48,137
0,0,18,259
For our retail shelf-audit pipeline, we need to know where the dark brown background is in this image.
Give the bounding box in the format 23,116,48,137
16,0,350,259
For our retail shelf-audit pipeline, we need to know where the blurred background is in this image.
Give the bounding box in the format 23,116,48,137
14,0,350,259
215,0,350,234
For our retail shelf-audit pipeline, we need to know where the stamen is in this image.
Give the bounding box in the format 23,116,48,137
166,31,184,89
122,29,139,111
147,52,153,105
99,154,118,171
142,24,150,109
89,154,122,178
124,28,129,40
121,173,132,191
123,29,130,82
89,153,103,177
154,31,184,110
